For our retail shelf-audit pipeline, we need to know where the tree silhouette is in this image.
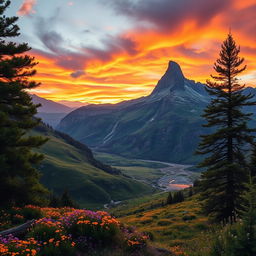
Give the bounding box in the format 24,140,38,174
197,33,255,223
0,0,48,207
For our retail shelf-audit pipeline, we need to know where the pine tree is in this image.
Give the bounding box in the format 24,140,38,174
49,193,61,208
249,145,256,178
60,190,77,208
166,192,173,204
197,33,256,223
188,186,193,197
0,0,48,207
172,191,184,204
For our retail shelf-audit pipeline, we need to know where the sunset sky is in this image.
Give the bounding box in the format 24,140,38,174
7,0,256,104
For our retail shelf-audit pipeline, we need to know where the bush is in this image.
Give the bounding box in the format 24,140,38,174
21,205,43,220
166,191,185,205
0,207,150,256
28,218,65,242
157,220,172,226
173,191,184,204
182,215,196,221
38,241,76,256
166,192,173,204
140,219,152,225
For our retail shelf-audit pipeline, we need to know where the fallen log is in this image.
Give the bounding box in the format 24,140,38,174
0,219,35,237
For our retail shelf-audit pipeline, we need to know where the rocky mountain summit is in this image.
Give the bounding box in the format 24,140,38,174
57,61,256,163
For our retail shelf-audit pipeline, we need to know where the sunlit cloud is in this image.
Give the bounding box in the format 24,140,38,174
14,0,256,104
17,0,37,16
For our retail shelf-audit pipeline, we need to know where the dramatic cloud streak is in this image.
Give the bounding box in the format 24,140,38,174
17,0,37,16
109,0,232,32
12,0,256,104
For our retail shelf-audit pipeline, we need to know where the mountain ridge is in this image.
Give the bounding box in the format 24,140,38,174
31,94,73,113
33,123,153,207
57,61,256,163
31,94,77,128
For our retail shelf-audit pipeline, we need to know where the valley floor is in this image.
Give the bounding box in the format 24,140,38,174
94,152,200,192
138,160,196,190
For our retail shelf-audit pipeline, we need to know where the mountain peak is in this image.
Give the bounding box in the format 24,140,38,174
167,61,184,76
151,61,185,96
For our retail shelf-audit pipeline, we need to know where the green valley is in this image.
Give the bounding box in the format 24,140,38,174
32,125,154,208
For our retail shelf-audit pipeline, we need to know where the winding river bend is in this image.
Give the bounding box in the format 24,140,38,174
139,159,197,191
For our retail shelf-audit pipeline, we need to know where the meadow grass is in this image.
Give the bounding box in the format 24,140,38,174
111,194,218,256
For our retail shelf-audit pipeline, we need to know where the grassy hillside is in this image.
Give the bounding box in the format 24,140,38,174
58,97,206,164
94,152,167,169
32,125,154,208
94,152,167,185
110,193,216,256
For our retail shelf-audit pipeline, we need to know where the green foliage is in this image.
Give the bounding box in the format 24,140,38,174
38,242,76,256
189,186,193,197
193,179,202,194
0,0,48,207
31,124,154,208
59,89,207,164
157,220,172,226
173,191,185,204
182,215,196,221
249,145,256,178
166,191,184,205
29,223,62,243
20,205,43,220
210,176,256,256
197,33,255,223
60,190,78,208
166,192,173,204
117,194,212,255
49,193,61,208
49,190,79,208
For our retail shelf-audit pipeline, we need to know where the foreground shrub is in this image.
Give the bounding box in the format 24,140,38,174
0,207,150,255
210,177,256,256
20,205,43,220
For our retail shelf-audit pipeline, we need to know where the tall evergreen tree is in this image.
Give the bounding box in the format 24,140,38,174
60,190,78,208
166,192,173,205
0,0,48,207
249,145,256,178
197,33,255,223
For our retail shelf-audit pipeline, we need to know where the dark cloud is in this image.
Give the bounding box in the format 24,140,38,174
35,11,65,55
108,0,232,32
83,29,91,33
225,5,256,41
55,53,87,70
33,7,138,71
174,45,211,60
70,70,86,78
34,24,138,70
83,35,137,60
40,30,64,54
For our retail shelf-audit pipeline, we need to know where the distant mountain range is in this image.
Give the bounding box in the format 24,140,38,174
58,100,88,109
32,94,73,113
57,61,256,164
31,95,87,128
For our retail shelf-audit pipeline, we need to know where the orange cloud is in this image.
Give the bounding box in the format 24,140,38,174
28,0,256,104
17,0,37,16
